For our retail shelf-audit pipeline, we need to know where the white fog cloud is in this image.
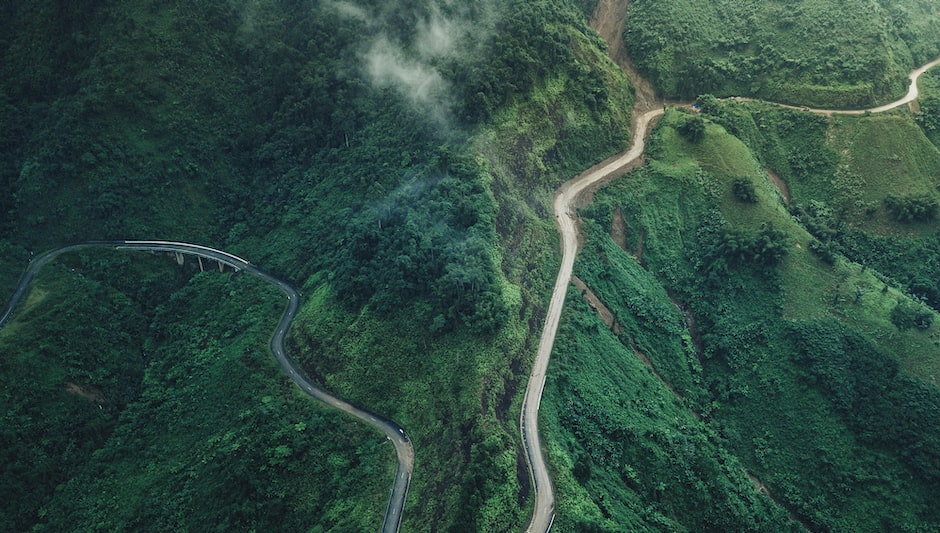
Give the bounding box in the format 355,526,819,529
322,0,368,22
415,10,460,58
327,0,498,129
366,38,453,127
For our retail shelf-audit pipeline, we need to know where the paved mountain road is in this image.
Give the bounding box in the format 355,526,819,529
0,240,413,533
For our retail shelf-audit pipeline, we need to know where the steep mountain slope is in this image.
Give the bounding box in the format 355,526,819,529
0,0,633,530
544,102,940,531
624,0,940,106
3,0,940,531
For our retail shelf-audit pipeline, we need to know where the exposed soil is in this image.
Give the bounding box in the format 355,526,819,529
572,276,622,333
574,0,664,214
748,472,772,497
764,167,791,204
610,208,630,253
64,381,106,404
590,0,659,113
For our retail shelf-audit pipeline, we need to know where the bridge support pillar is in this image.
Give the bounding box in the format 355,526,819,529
198,256,204,272
175,252,184,265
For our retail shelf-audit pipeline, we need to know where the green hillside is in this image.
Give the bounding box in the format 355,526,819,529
544,108,940,530
0,0,632,530
624,0,940,106
2,0,940,531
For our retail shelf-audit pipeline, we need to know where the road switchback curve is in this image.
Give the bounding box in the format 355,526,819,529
0,240,413,533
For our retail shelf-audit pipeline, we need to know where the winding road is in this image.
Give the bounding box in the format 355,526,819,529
771,56,940,116
4,39,940,533
519,41,940,531
520,109,663,533
0,240,413,533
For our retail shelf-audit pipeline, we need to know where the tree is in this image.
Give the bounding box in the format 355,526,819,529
890,299,934,330
884,193,939,222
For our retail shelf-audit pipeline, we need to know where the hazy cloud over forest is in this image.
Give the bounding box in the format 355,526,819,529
326,0,495,128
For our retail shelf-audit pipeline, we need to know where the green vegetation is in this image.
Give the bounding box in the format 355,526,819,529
731,178,759,203
676,115,706,142
916,69,940,145
544,109,940,530
5,0,940,530
625,0,940,106
0,0,633,529
884,192,940,222
0,251,393,532
543,277,797,532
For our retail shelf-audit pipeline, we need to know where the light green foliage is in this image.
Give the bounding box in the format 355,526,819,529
575,220,702,404
915,70,940,145
826,114,940,231
543,287,798,531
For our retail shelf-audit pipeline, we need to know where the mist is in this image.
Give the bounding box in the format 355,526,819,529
326,0,497,131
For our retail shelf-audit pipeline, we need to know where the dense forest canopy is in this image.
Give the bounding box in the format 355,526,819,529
0,0,633,530
2,0,940,531
624,0,940,106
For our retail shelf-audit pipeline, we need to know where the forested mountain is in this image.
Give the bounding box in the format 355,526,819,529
625,0,940,106
1,0,939,531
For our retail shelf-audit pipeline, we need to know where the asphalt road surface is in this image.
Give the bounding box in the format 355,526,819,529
0,240,413,533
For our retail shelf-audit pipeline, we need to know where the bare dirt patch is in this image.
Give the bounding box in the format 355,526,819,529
572,276,621,333
764,167,791,204
609,207,645,262
610,207,629,253
635,230,645,262
590,0,659,113
65,382,106,404
630,342,697,419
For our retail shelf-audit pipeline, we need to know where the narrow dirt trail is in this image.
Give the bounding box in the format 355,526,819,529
590,0,659,115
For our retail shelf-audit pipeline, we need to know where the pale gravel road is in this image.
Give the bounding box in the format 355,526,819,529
520,108,663,533
520,53,940,532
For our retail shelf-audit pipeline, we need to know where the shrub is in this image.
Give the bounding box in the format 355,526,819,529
884,193,939,222
808,239,837,265
677,115,706,143
890,299,934,330
731,178,758,203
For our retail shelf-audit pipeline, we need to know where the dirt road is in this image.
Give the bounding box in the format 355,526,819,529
590,0,658,114
520,2,940,530
520,108,663,533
